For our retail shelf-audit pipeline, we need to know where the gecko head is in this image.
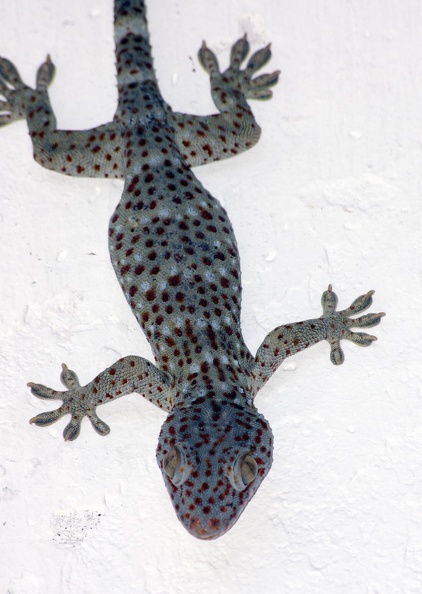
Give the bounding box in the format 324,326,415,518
156,397,273,540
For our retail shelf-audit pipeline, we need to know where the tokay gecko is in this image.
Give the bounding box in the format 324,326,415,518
0,0,385,540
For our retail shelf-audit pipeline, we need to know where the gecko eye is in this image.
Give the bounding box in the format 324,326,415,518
228,452,258,491
240,454,258,485
163,447,180,479
163,445,191,486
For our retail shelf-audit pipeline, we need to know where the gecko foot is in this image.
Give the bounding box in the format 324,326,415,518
0,55,55,126
321,285,385,365
28,363,110,441
198,34,280,100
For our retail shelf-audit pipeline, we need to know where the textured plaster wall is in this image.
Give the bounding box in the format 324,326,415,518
0,0,421,593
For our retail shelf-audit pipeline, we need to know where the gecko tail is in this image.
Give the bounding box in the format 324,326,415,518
114,0,158,86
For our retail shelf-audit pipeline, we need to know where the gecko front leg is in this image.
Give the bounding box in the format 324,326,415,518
173,35,280,166
0,55,124,179
251,286,385,392
0,55,55,125
29,357,173,441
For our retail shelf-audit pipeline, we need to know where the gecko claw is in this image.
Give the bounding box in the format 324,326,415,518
27,381,62,400
89,412,111,437
60,363,81,389
328,339,344,365
246,43,272,74
63,418,82,442
198,42,220,76
36,55,55,90
230,35,250,69
346,331,378,346
321,284,338,315
30,407,65,427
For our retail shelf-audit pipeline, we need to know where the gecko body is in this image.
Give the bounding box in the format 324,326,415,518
0,0,384,539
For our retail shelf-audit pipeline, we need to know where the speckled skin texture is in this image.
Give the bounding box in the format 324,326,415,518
0,0,384,540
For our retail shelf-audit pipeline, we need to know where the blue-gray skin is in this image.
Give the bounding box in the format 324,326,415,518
0,0,385,539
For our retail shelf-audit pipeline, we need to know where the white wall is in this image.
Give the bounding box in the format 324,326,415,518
0,0,420,592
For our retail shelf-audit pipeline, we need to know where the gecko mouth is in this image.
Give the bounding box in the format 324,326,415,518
187,517,228,540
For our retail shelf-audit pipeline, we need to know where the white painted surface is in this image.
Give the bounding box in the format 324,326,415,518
0,0,420,592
